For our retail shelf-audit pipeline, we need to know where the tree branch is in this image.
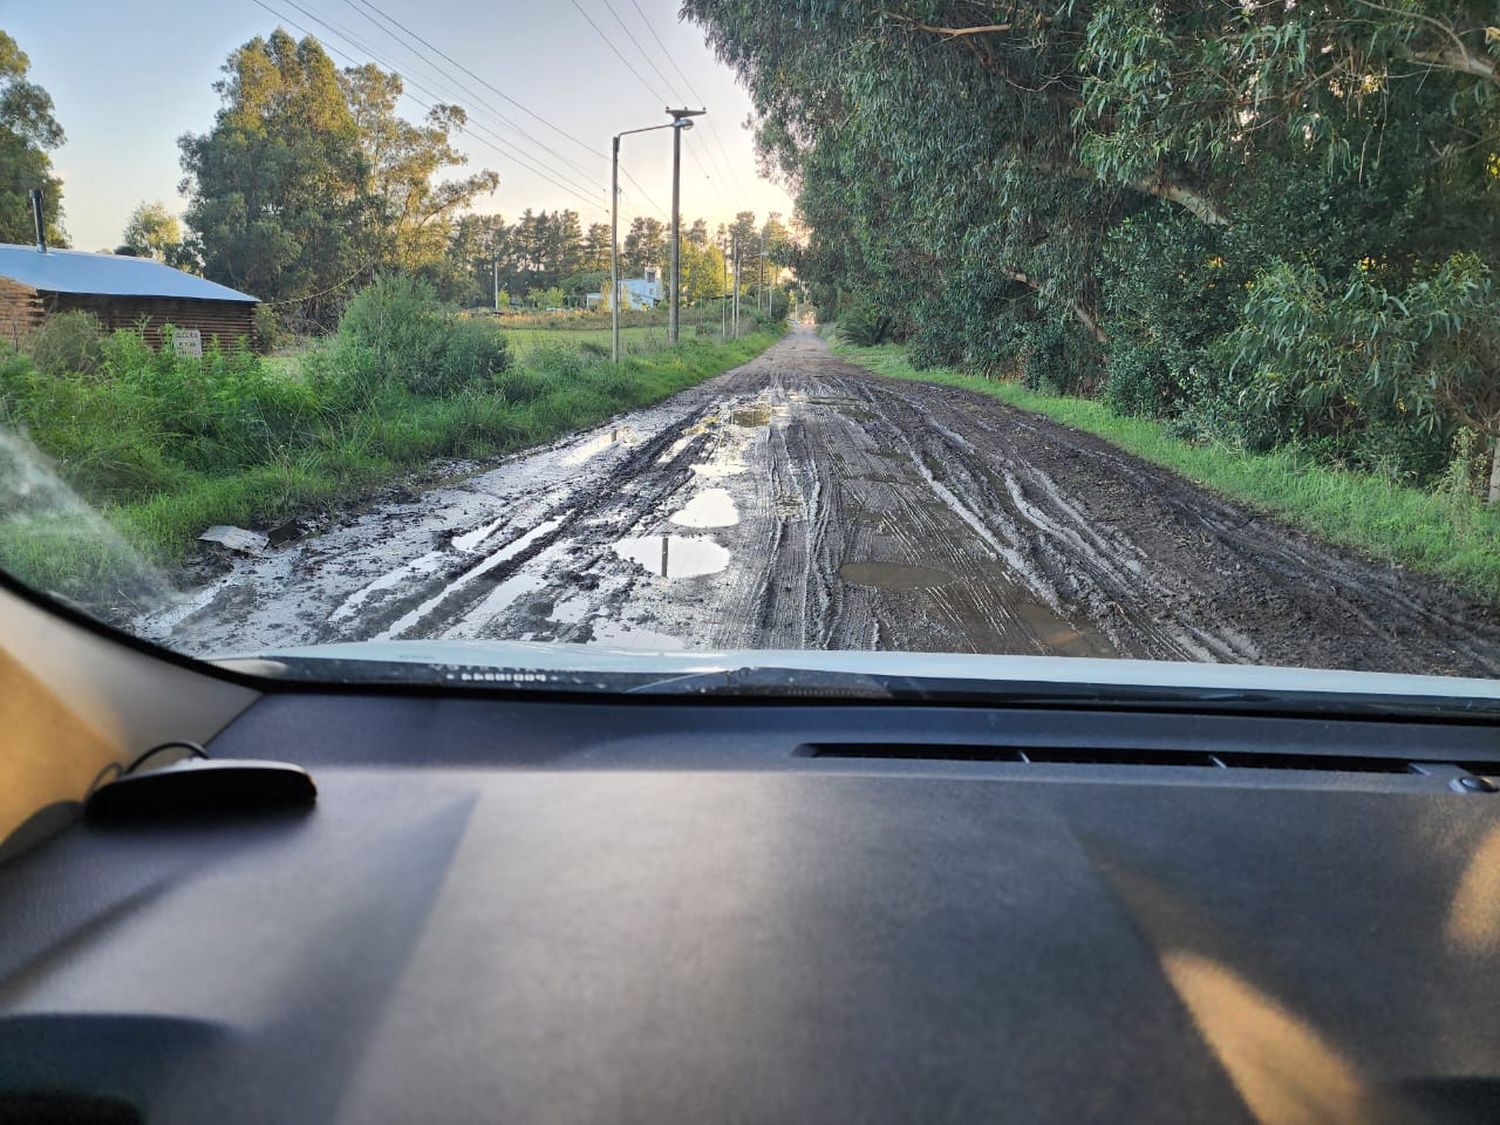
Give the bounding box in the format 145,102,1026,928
1401,43,1498,84
883,12,1046,40
1038,158,1230,225
1352,0,1500,85
1140,178,1230,225
1002,268,1109,343
908,22,1015,39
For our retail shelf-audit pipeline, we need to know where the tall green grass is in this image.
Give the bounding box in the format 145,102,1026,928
836,340,1500,605
0,316,781,602
503,325,670,356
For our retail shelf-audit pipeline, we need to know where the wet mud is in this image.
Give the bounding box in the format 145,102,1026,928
139,326,1500,676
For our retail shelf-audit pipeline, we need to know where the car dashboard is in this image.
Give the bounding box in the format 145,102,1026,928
4,688,1500,1123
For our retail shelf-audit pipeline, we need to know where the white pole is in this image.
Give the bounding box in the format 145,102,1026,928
611,135,620,363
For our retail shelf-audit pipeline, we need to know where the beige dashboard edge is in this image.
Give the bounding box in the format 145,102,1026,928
0,583,260,859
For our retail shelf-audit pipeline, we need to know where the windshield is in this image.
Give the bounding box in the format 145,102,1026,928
2,2,1499,691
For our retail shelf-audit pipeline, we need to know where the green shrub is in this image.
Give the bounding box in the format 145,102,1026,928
1021,320,1096,396
1105,339,1175,418
1221,254,1493,483
839,301,896,347
495,365,550,405
339,276,510,396
906,326,965,370
26,310,104,376
432,316,511,394
253,303,291,351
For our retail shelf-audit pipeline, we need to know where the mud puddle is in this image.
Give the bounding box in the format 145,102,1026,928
671,488,740,528
840,561,953,590
614,534,731,579
563,425,638,465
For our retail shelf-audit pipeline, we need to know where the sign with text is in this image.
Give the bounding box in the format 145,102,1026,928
172,328,203,358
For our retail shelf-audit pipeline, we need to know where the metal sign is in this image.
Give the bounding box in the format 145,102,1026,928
173,328,203,358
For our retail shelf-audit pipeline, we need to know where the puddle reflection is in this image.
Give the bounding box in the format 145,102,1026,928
614,534,730,578
562,426,635,466
670,488,740,529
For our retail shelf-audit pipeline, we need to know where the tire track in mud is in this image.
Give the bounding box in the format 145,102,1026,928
143,326,1500,677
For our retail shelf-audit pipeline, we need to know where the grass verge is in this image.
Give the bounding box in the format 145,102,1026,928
2,328,782,601
835,339,1500,605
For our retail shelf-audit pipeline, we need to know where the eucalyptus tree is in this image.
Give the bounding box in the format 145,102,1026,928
686,0,1500,488
0,31,66,247
342,63,498,276
179,31,372,319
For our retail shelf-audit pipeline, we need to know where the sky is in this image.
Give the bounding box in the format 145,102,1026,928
4,0,795,251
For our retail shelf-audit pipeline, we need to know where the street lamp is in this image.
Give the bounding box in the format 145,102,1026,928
610,107,705,362
665,107,705,345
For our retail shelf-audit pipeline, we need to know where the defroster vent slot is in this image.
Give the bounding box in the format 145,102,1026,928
804,744,1417,773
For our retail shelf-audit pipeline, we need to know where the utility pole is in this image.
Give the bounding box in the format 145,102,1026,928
731,234,740,339
757,235,763,316
665,108,706,345
721,232,728,342
610,134,620,362
611,108,704,360
492,253,499,313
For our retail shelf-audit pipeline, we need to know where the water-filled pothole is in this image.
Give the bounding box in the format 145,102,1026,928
839,561,954,590
614,534,731,578
563,425,635,465
670,488,740,528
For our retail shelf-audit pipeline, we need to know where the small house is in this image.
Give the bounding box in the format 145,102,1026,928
0,242,260,352
586,266,666,311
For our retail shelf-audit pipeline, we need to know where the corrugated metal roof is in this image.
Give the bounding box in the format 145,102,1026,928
0,243,258,303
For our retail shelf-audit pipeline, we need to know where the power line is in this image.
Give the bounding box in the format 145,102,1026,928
336,0,605,189
273,0,608,209
600,0,681,108
343,0,688,227
258,0,608,208
342,0,607,189
617,164,668,221
572,0,738,223
350,0,603,159
568,0,670,106
244,0,609,215
621,0,753,202
627,0,700,102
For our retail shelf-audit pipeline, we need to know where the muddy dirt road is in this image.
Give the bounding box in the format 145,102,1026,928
141,326,1500,676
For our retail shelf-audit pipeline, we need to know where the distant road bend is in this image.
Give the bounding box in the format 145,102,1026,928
145,326,1500,677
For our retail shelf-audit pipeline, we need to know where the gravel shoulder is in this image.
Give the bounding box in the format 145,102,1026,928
139,326,1500,677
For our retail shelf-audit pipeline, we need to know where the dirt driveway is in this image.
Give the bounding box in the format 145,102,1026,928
141,326,1500,676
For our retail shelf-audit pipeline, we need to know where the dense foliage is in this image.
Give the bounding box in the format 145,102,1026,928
684,0,1500,495
178,30,497,325
447,206,790,309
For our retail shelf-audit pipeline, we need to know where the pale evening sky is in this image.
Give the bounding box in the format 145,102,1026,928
4,0,795,251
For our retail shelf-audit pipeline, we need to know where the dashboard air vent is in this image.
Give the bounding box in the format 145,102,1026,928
804,744,1416,773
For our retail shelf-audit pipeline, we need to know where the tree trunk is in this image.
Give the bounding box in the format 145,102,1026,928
1489,438,1500,504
